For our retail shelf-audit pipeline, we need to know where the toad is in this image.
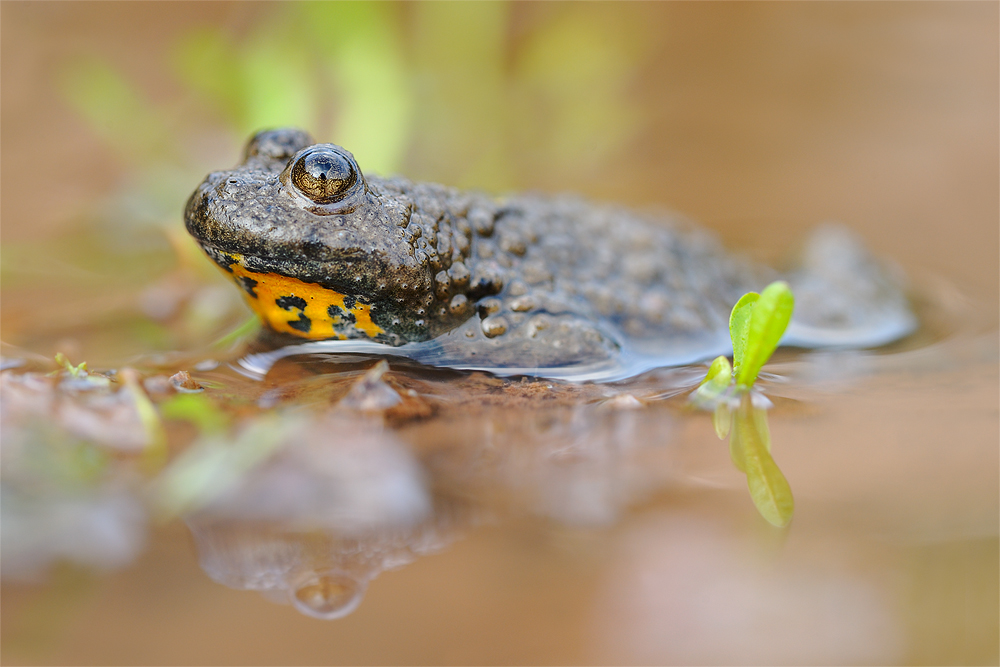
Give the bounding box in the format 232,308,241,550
185,129,914,379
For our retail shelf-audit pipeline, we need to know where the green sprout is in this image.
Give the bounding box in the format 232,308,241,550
694,281,795,527
52,353,88,378
49,353,111,388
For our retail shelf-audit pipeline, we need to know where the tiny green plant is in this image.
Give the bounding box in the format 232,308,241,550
694,281,795,527
50,353,112,388
52,352,89,378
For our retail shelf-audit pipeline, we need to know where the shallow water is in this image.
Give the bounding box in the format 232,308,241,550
2,3,997,665
2,284,996,664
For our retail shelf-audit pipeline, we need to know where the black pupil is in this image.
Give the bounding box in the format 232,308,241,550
292,150,355,203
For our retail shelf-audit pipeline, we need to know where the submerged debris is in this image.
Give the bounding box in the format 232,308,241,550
169,370,203,392
338,360,402,412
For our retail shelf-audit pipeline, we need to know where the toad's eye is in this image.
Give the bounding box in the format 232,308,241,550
289,147,357,204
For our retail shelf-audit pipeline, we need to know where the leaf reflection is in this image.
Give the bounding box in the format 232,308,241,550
727,395,794,528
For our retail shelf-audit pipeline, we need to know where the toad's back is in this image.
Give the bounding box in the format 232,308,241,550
185,129,914,379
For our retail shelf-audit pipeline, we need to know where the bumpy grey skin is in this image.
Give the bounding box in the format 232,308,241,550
186,128,914,375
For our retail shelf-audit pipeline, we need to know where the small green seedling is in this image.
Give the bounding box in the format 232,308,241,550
52,352,88,378
694,281,795,527
49,353,111,388
731,281,795,388
696,280,795,401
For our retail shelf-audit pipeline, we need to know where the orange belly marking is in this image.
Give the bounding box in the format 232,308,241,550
223,256,384,340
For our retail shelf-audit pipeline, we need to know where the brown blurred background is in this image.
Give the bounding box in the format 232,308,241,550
3,2,996,303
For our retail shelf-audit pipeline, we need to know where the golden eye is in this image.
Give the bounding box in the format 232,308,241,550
289,147,358,204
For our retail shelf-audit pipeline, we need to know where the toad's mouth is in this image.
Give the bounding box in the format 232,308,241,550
217,252,385,341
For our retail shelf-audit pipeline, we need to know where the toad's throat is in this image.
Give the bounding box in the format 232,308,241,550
223,255,384,340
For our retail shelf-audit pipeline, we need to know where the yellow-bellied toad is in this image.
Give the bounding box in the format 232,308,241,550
185,129,914,378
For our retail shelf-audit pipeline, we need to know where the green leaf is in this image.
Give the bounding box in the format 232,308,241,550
735,281,794,388
728,291,759,374
700,285,796,526
712,403,732,440
729,406,747,472
743,441,794,528
702,355,732,386
695,355,733,404
731,396,793,527
53,353,87,378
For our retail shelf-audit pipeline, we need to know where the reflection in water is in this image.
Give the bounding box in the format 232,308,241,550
1,486,146,583
188,516,458,620
173,409,455,618
0,370,149,581
173,363,683,618
291,571,363,620
2,319,997,661
698,384,795,528
164,414,433,531
415,401,674,526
